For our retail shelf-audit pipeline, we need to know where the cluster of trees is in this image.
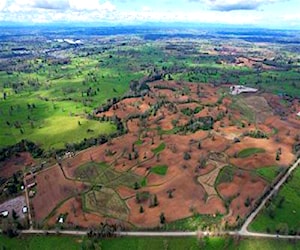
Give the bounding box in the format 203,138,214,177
0,139,43,162
244,130,268,139
179,116,214,134
87,222,122,238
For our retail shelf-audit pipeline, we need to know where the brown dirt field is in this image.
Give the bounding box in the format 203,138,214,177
126,169,225,228
235,57,275,70
230,153,277,170
177,102,200,110
62,134,139,178
31,165,86,222
198,163,215,176
201,135,230,153
217,172,267,225
47,197,105,228
97,96,154,120
0,152,35,178
216,125,245,140
117,186,136,199
226,136,295,167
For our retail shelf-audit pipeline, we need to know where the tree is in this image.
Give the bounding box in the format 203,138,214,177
183,152,191,161
276,152,280,161
159,213,166,224
167,189,174,199
153,194,158,207
139,206,144,213
150,194,158,207
244,197,251,207
134,182,140,190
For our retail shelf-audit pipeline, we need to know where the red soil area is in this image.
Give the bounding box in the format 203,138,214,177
31,165,86,222
26,81,299,228
47,196,105,228
97,96,155,120
202,135,230,153
127,170,225,228
0,152,35,178
226,136,295,167
218,171,267,225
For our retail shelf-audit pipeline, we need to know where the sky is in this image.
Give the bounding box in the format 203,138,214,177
0,0,299,28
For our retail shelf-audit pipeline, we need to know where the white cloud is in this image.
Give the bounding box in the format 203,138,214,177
69,0,115,11
193,0,283,11
0,0,6,11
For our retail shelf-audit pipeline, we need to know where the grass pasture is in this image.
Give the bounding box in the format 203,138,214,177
0,52,142,150
237,148,266,158
1,235,300,250
249,167,300,234
150,165,168,176
0,95,116,150
256,166,282,183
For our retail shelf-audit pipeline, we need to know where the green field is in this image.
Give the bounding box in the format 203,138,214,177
0,54,142,150
151,142,166,154
215,165,235,186
0,96,117,150
256,166,282,183
249,167,300,234
237,148,266,158
149,165,168,176
1,235,300,250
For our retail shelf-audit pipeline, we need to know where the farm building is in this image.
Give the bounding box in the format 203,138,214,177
0,211,9,217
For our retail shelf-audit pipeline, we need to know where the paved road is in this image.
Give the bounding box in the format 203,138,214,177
22,229,87,236
21,229,300,240
240,157,300,234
